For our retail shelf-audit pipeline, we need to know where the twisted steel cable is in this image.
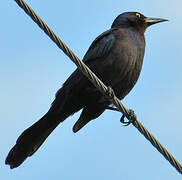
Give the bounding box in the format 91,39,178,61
13,0,182,175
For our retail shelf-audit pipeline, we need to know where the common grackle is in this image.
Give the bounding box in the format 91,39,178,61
5,12,167,168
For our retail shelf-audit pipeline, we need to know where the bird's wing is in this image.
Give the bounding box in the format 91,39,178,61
62,28,117,88
83,28,117,63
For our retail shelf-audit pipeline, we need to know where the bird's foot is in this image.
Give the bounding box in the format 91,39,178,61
120,109,137,126
105,86,115,100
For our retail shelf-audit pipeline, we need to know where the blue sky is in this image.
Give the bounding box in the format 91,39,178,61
1,0,182,179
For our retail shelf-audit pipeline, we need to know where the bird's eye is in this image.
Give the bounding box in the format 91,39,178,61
135,13,141,18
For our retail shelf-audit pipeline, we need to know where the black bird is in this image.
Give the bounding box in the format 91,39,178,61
5,12,167,169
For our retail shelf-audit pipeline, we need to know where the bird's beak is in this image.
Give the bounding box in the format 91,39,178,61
145,17,168,26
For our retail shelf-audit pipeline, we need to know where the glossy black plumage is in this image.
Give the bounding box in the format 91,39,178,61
5,12,167,169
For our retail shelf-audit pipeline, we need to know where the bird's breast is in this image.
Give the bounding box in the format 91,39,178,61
109,29,145,99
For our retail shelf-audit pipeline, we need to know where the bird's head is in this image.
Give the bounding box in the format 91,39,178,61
111,12,168,33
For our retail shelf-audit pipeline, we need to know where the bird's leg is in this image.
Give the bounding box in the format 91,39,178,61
120,109,137,126
106,106,120,112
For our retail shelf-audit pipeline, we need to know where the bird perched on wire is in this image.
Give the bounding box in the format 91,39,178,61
5,12,167,169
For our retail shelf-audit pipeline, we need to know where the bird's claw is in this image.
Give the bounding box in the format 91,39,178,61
120,109,137,126
105,86,115,100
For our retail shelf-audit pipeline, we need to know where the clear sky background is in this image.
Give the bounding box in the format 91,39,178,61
1,0,182,179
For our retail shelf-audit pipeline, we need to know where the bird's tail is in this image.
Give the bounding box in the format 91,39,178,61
5,86,79,169
5,112,64,169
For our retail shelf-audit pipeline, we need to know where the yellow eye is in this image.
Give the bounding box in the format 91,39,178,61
136,13,141,18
